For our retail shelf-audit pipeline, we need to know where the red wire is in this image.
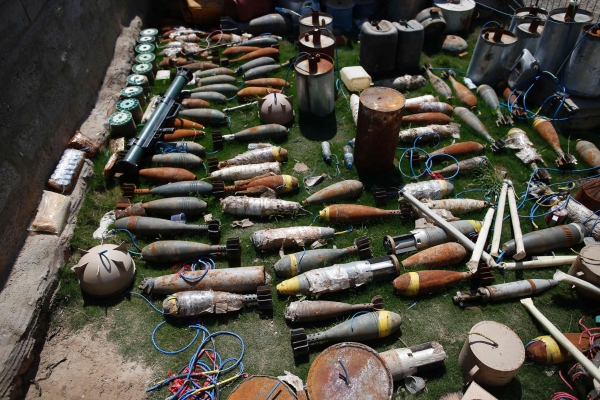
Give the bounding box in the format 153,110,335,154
551,393,578,400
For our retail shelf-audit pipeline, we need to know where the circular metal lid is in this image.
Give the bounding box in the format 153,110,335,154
108,111,133,125
467,321,525,371
517,21,544,36
550,7,592,23
294,54,334,76
360,87,405,112
116,98,140,112
135,53,156,64
132,63,153,74
137,35,155,44
481,27,518,45
300,32,336,49
127,74,149,86
580,245,600,276
135,43,155,54
306,342,393,400
434,0,476,12
300,12,333,27
140,28,159,37
120,86,144,98
227,376,297,400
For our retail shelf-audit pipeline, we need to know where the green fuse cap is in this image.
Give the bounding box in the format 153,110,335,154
135,53,156,64
116,98,140,113
120,86,144,98
135,43,155,54
140,28,159,37
136,35,154,45
108,111,133,126
132,63,152,75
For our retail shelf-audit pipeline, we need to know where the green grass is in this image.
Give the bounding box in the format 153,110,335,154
51,26,600,400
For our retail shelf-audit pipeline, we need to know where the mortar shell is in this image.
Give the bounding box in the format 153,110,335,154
306,311,401,343
231,174,298,194
426,70,453,99
178,109,227,125
401,242,467,268
373,75,428,91
189,84,239,95
150,180,213,197
232,47,279,63
138,167,196,183
195,67,234,78
189,92,227,103
229,124,288,141
285,297,382,323
152,153,203,169
222,46,261,56
502,223,588,257
181,98,211,109
141,240,226,263
454,107,494,142
319,204,403,223
423,198,489,214
163,291,254,316
243,78,290,88
241,37,279,47
237,87,282,101
220,196,302,217
169,57,196,67
162,129,205,141
398,123,461,143
428,141,486,159
197,75,237,86
405,102,454,115
242,64,282,80
432,156,488,175
181,62,219,71
142,197,207,217
393,270,471,296
402,112,453,125
251,226,336,251
114,216,209,236
169,118,204,130
237,57,277,74
402,179,455,199
525,334,588,364
532,117,562,153
476,84,500,109
576,140,600,170
303,180,364,204
218,147,287,168
210,162,280,181
450,75,477,109
274,247,353,278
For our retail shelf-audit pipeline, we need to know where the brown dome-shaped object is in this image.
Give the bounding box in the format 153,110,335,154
71,243,136,297
258,92,294,125
574,177,600,212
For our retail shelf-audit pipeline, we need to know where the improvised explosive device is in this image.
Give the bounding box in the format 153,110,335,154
211,147,287,170
284,295,384,323
401,243,467,268
394,270,472,296
162,286,272,316
453,279,558,306
421,198,489,214
220,196,307,217
398,123,461,143
302,180,364,204
209,162,281,181
114,217,221,240
215,174,299,197
141,238,240,263
525,333,589,365
251,226,338,251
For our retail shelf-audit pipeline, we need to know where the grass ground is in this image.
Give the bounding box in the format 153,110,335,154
50,22,600,400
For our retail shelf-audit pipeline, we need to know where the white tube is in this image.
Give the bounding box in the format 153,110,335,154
507,183,526,260
466,207,496,273
500,256,578,270
554,270,600,296
521,297,600,383
490,180,508,257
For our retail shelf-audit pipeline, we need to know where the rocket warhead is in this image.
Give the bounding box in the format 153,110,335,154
452,278,558,306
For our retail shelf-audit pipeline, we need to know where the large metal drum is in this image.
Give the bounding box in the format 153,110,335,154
360,20,398,77
564,25,600,98
355,87,405,172
294,53,335,117
505,19,544,68
509,7,548,31
467,27,518,86
394,20,424,74
387,0,431,21
298,28,336,60
433,0,475,33
299,10,334,35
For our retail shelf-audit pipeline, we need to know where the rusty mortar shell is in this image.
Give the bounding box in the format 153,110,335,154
426,141,486,161
141,238,239,263
321,141,332,163
277,255,400,296
209,162,280,181
243,78,290,89
213,124,288,150
162,129,205,141
226,174,298,195
139,265,265,295
405,101,454,115
231,47,280,63
123,180,213,198
194,67,235,78
373,75,428,91
401,242,467,268
576,140,600,172
303,180,363,205
242,64,282,80
138,167,196,183
179,62,220,71
181,98,211,109
222,46,261,56
142,197,207,217
168,57,196,67
393,270,472,296
398,123,461,144
525,333,588,365
285,295,384,323
169,117,204,130
380,341,447,381
220,196,305,217
449,75,477,109
178,109,227,125
290,311,402,358
237,87,282,101
274,237,373,278
218,147,287,168
252,226,336,251
196,75,237,86
319,204,403,224
402,112,453,125
189,91,228,103
502,223,589,257
151,153,203,169
422,198,489,214
533,117,577,169
165,141,205,158
188,83,239,95
453,278,558,305
432,156,488,175
114,216,220,239
426,69,453,99
453,107,495,143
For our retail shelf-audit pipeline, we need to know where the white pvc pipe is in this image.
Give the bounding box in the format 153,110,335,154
507,183,526,260
554,270,600,296
490,180,508,257
501,256,578,270
466,207,496,273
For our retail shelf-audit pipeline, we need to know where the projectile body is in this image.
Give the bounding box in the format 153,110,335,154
189,91,228,103
162,129,205,141
242,64,283,80
142,197,207,217
525,333,588,364
243,78,290,88
195,67,234,78
402,112,453,125
139,266,265,294
502,223,589,257
343,145,354,168
426,141,486,160
432,156,488,175
477,84,512,125
373,75,428,91
223,174,298,195
141,239,238,263
398,123,461,143
179,62,220,71
123,180,213,197
501,85,526,118
405,95,437,106
277,255,400,296
284,295,383,323
232,47,279,63
290,311,402,357
209,162,280,181
380,342,447,381
189,84,239,95
237,87,282,100
196,75,237,86
218,147,287,168
426,69,453,99
533,117,577,168
422,198,489,214
220,124,288,143
222,46,260,56
114,216,220,239
393,270,471,296
400,180,455,200
178,109,227,125
221,196,303,217
164,141,205,158
169,117,204,130
303,180,363,204
319,204,402,224
239,36,279,47
401,242,467,268
576,140,600,171
236,57,276,74
384,220,482,255
405,102,453,115
139,167,196,183
181,98,211,108
449,74,476,109
151,153,203,169
453,279,558,305
454,107,495,143
251,226,336,251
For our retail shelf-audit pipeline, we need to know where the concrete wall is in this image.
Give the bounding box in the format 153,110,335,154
0,0,148,284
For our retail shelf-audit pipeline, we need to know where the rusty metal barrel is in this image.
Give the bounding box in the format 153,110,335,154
574,178,600,212
354,87,405,171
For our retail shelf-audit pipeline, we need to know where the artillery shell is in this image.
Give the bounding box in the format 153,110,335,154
163,129,205,141
237,87,282,101
242,64,282,80
275,246,360,278
139,167,196,183
221,196,303,217
210,162,280,181
502,223,588,257
181,62,219,71
285,296,383,323
195,67,235,78
114,216,210,236
405,102,454,115
449,75,477,109
251,226,336,251
218,147,288,168
454,107,495,143
170,117,204,130
151,153,203,169
243,78,290,89
197,75,237,86
428,141,486,160
303,180,364,204
139,266,265,294
178,109,227,125
229,174,298,195
393,270,471,296
320,204,402,223
148,181,213,197
373,75,427,91
190,91,228,103
476,84,500,108
240,37,279,47
141,240,228,263
422,198,489,214
236,57,276,74
532,117,563,154
142,197,207,217
432,156,488,175
181,98,211,109
169,57,196,67
576,140,600,170
222,46,261,56
232,47,279,63
426,69,453,99
405,94,437,106
401,243,467,268
398,123,461,143
227,124,288,142
189,84,239,95
402,112,453,125
525,334,588,364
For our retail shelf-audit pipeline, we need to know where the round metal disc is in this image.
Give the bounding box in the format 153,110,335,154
468,321,525,371
132,63,152,74
116,98,139,112
306,342,393,400
140,28,159,37
135,43,155,54
136,35,154,44
108,111,132,125
127,74,148,86
135,53,156,64
120,86,143,97
227,376,297,400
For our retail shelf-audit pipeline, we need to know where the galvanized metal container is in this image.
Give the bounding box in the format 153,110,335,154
294,53,335,116
509,7,548,31
433,0,475,34
298,28,336,60
534,6,593,75
564,25,600,98
360,20,398,76
355,87,405,172
299,10,334,35
505,19,544,69
387,0,431,21
394,20,424,74
467,27,518,86
415,7,447,39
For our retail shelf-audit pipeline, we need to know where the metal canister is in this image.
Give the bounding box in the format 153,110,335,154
108,111,137,138
140,28,159,37
120,86,146,107
573,178,600,219
135,53,157,73
126,74,150,95
466,27,518,86
294,53,335,116
415,7,447,39
393,20,424,74
564,25,600,98
534,6,593,75
433,0,476,34
116,98,143,124
509,7,548,31
568,244,600,300
136,35,155,45
135,43,155,54
506,19,544,67
360,20,398,77
387,0,430,21
298,28,336,60
355,87,405,172
132,63,155,84
326,0,355,33
299,10,334,35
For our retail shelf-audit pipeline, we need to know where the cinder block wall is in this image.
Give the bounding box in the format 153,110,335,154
0,0,148,280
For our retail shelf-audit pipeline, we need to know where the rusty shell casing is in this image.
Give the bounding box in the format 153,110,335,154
222,46,261,56
426,69,453,99
450,75,477,109
502,223,588,257
380,342,447,381
179,62,219,71
162,129,205,141
285,298,381,323
402,112,453,125
243,78,290,89
229,174,298,194
196,75,237,86
114,216,210,237
210,162,280,181
151,153,203,169
181,98,211,109
428,141,486,160
225,124,288,142
139,266,265,294
195,67,235,78
405,101,454,115
277,255,400,296
220,196,302,217
165,141,205,157
576,140,600,171
454,107,495,143
169,117,204,130
393,270,471,296
139,167,196,183
169,58,196,67
114,202,146,219
189,84,239,95
398,123,461,143
219,147,288,168
237,87,282,100
373,75,428,91
401,242,467,268
189,91,228,103
525,333,588,364
163,290,254,316
454,279,558,305
423,198,489,214
303,180,364,204
319,204,403,224
252,226,336,251
532,117,563,154
274,246,359,278
432,156,488,175
142,197,207,217
148,180,213,197
178,109,227,125
476,84,500,108
232,47,280,63
141,240,227,263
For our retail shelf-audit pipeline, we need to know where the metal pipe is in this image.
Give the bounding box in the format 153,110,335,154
507,183,526,260
466,207,495,273
490,180,508,257
500,256,577,270
554,270,600,296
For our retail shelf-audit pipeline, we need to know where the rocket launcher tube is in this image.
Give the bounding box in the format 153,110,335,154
507,183,526,260
500,256,578,270
490,179,509,257
466,207,495,273
501,223,588,257
554,270,600,296
453,279,558,305
284,295,384,323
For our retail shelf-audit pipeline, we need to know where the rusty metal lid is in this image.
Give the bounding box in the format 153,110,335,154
227,376,297,400
140,28,159,37
135,53,156,64
135,43,156,54
360,87,405,112
481,27,518,45
127,74,149,87
294,53,334,76
467,321,525,371
579,245,600,275
306,342,393,400
574,178,600,211
299,29,336,49
583,24,600,38
549,7,592,23
121,86,144,98
433,0,475,12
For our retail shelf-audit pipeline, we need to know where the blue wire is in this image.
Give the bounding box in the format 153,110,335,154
297,247,306,271
109,228,142,251
424,154,461,179
496,251,506,263
413,132,440,148
128,291,166,314
152,321,204,355
349,311,370,331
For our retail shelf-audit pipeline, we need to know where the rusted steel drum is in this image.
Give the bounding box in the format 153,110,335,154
354,87,405,172
228,376,297,400
298,28,336,61
574,178,600,212
306,342,393,400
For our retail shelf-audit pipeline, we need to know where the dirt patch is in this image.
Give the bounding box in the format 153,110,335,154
25,327,154,400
